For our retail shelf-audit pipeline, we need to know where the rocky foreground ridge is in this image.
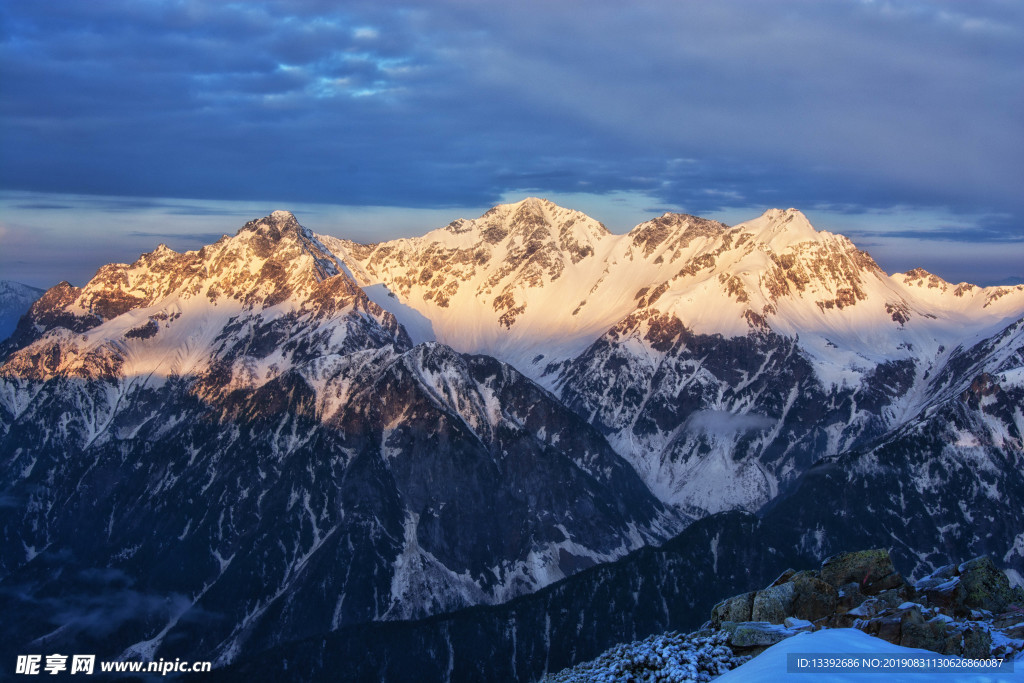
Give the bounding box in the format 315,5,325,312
547,548,1024,682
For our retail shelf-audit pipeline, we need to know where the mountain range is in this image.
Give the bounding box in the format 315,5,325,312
336,198,1024,523
1,200,1022,677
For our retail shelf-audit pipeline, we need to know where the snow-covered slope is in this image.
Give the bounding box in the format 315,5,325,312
577,211,1023,516
322,197,643,372
718,629,1022,683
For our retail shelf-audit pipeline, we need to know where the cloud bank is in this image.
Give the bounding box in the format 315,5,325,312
1,1,1021,219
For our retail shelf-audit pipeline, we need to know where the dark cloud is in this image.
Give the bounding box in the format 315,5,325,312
0,0,1021,235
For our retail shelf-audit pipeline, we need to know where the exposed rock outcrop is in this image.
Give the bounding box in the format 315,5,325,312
710,549,1024,659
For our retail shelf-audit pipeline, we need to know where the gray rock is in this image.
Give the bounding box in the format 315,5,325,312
846,597,884,619
874,587,909,609
961,626,993,660
836,581,866,614
770,568,797,586
790,572,838,622
752,583,795,624
901,620,957,653
784,617,814,630
728,622,798,649
894,603,925,626
917,576,961,611
820,549,903,595
712,591,756,628
860,616,902,645
958,556,1016,614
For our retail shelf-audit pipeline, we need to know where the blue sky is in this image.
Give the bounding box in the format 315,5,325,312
1,0,1021,289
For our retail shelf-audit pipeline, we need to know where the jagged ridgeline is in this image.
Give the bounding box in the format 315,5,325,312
1,201,1023,679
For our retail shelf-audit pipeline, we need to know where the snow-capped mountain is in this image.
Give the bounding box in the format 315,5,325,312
337,199,1024,518
0,280,44,342
1,212,407,388
0,211,675,665
321,197,626,366
337,200,1023,378
1,202,1022,677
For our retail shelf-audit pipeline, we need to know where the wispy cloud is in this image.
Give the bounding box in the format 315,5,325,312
847,226,1024,244
125,231,225,242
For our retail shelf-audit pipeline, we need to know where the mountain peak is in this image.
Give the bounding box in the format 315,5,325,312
0,280,45,299
435,198,610,249
759,207,816,232
898,267,957,292
514,196,553,210
764,207,805,218
236,210,308,241
486,196,554,214
626,213,730,258
734,207,830,252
